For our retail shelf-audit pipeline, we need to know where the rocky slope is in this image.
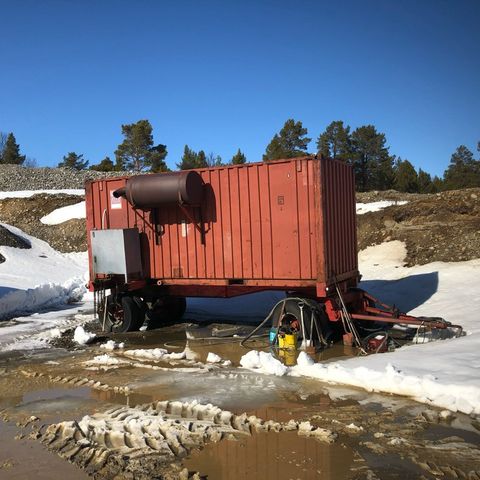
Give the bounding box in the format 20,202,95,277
357,188,480,265
0,164,123,190
0,194,86,252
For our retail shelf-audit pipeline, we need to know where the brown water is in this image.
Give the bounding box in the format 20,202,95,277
0,421,89,480
184,430,354,480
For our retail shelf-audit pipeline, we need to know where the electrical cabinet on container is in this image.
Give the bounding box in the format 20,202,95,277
90,228,143,282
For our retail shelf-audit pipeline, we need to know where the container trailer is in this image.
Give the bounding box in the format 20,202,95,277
86,156,455,345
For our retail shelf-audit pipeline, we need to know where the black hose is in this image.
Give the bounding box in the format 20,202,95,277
240,298,286,348
240,296,327,349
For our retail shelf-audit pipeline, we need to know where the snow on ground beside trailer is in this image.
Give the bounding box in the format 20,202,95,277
356,200,407,214
40,201,86,224
241,241,480,415
0,223,87,320
0,189,84,199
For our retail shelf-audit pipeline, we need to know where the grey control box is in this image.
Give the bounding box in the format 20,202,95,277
91,228,143,282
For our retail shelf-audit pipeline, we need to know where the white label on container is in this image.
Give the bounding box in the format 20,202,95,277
110,191,122,210
181,221,187,237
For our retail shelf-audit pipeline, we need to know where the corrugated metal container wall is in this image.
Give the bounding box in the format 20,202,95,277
86,157,358,293
318,158,358,288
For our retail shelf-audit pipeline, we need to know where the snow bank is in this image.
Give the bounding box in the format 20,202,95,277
241,242,480,415
41,201,86,225
0,223,88,319
356,200,407,214
289,350,480,415
0,189,84,199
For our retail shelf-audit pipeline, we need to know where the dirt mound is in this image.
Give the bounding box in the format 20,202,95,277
356,189,424,203
357,188,480,265
0,194,86,253
0,225,31,263
0,225,31,249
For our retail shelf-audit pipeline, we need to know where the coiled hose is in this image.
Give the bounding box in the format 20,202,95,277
240,297,328,349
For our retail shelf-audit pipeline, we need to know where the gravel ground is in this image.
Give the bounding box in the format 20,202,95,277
0,165,127,191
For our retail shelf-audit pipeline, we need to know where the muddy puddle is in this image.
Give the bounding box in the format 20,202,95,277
0,320,479,479
0,420,89,480
184,429,354,480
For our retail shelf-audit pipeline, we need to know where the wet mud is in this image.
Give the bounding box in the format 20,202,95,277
0,321,479,479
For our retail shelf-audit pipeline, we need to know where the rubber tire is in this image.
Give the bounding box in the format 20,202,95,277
99,295,146,333
271,298,335,343
147,296,187,328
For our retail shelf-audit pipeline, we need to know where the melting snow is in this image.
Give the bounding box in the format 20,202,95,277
0,223,88,319
73,326,96,345
206,352,222,363
100,340,125,351
124,348,187,361
356,200,408,214
0,189,84,199
41,201,86,225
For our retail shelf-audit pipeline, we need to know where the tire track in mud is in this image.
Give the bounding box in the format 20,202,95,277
20,369,129,394
39,400,336,479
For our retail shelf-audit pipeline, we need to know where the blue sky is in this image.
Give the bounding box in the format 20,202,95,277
0,0,478,176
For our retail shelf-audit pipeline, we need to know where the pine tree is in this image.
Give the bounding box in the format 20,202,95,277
177,145,208,170
90,156,115,172
0,132,7,162
1,133,25,165
443,145,480,189
351,125,394,191
58,152,89,170
394,159,418,193
417,168,434,193
177,145,197,170
263,119,311,161
432,175,444,192
197,150,207,168
207,152,223,167
149,144,169,172
115,119,167,172
316,121,351,162
231,148,246,165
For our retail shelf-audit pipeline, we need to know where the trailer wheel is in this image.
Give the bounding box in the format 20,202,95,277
271,298,335,344
147,296,187,328
98,295,146,333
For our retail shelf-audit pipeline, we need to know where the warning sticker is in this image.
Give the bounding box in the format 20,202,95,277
110,190,122,210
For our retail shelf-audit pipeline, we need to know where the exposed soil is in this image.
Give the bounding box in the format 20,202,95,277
0,194,86,253
0,224,31,263
357,188,480,265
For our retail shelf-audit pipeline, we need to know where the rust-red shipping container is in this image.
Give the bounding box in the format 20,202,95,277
86,156,359,301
